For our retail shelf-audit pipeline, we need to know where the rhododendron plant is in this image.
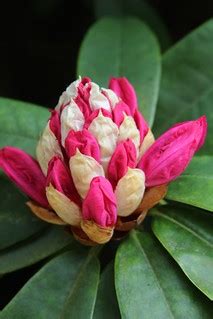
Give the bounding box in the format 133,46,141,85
0,77,207,245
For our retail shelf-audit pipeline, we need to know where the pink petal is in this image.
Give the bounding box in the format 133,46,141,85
138,116,207,187
109,77,137,115
0,147,48,207
112,101,131,126
108,139,137,189
49,110,61,141
74,77,92,119
65,129,100,162
82,176,117,227
46,156,81,206
84,108,112,130
134,109,149,143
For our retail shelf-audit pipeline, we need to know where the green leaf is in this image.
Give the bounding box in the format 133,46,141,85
0,174,46,250
77,17,161,126
0,97,49,155
152,206,213,300
166,156,213,211
1,248,100,319
154,20,213,155
93,262,121,319
0,226,74,275
115,230,212,319
93,0,171,51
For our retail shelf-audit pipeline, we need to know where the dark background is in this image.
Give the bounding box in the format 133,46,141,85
0,0,212,108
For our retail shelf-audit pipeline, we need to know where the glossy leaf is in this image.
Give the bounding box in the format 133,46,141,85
154,20,213,155
152,206,213,300
1,248,100,318
0,174,46,250
115,230,212,319
77,17,161,126
0,226,74,275
93,0,171,51
166,156,213,211
93,262,121,319
0,97,49,155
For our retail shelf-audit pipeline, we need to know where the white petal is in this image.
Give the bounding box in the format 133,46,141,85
88,111,119,171
118,114,140,153
36,122,63,175
69,150,105,198
101,88,119,108
46,184,81,226
89,82,111,112
55,77,81,110
61,100,85,146
115,168,145,217
138,129,155,162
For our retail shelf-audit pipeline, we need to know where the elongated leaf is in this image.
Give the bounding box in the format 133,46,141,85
154,20,213,155
166,156,213,211
0,175,46,250
0,226,74,275
1,249,100,319
93,0,171,51
115,230,212,319
152,206,213,300
77,17,161,126
93,262,121,319
0,97,49,155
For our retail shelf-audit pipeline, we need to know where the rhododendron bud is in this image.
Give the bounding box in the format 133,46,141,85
138,116,207,187
0,76,207,245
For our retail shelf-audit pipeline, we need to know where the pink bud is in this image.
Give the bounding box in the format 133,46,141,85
134,109,149,143
138,116,207,187
49,110,61,141
84,108,112,130
109,77,137,115
82,176,117,227
74,77,92,119
0,147,48,207
65,129,100,162
46,156,81,206
112,101,131,126
108,139,137,188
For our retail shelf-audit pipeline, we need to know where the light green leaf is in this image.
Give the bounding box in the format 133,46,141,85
77,17,161,126
166,156,213,211
0,226,74,275
154,20,213,155
115,230,212,318
93,262,121,319
152,206,213,300
93,0,171,51
1,248,100,319
0,97,49,155
0,175,46,250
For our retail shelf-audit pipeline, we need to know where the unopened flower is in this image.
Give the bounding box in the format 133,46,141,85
0,77,207,245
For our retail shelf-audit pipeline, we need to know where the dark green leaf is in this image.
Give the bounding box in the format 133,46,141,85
93,0,171,51
166,156,213,211
152,206,213,300
0,226,74,275
77,17,161,126
0,97,49,155
0,175,46,250
154,20,213,155
115,230,212,318
1,248,100,319
93,262,121,319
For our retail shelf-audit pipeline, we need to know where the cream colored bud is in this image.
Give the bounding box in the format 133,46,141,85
101,88,119,108
36,122,63,175
89,82,111,112
118,114,140,154
46,184,81,226
138,129,155,161
69,150,104,198
115,168,145,217
56,77,81,110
